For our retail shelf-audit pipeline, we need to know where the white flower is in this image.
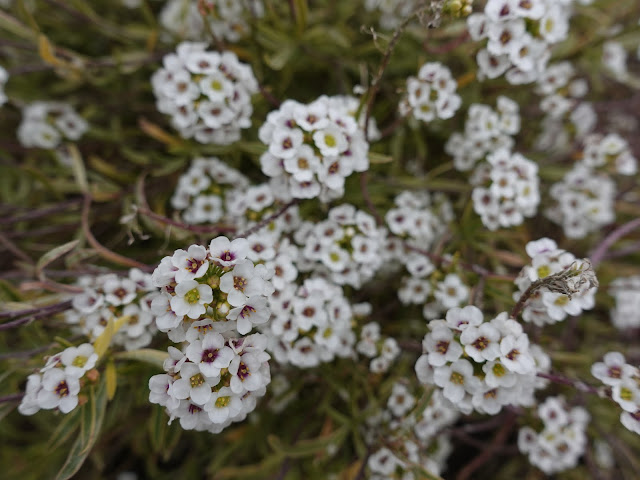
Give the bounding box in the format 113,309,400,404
172,245,210,282
227,296,270,334
387,383,416,417
219,260,265,307
209,236,249,267
60,343,98,378
423,326,463,367
171,279,213,319
186,332,235,378
228,353,265,394
591,352,634,386
434,359,482,404
460,322,501,363
36,368,80,413
172,361,219,405
445,305,483,331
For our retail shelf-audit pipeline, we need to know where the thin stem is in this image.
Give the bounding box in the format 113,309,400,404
0,300,73,331
590,217,640,267
82,195,152,272
536,371,604,396
237,199,300,239
0,393,24,404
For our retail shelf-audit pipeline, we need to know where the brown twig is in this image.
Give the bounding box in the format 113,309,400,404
0,300,73,330
135,174,236,235
536,371,604,396
237,199,300,239
455,411,517,480
81,195,152,271
590,217,640,267
0,393,24,404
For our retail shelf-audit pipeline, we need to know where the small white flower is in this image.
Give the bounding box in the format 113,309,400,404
209,236,249,267
60,343,98,378
185,332,235,378
36,369,80,413
171,279,213,319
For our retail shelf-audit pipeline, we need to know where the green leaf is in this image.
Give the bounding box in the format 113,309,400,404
35,240,80,274
113,348,169,369
105,360,117,400
54,380,108,480
67,144,89,193
267,426,348,458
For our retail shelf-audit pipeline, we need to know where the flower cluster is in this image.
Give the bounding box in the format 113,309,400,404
471,147,540,230
580,133,638,176
356,318,401,374
445,96,520,172
19,343,98,415
609,275,640,330
546,164,616,239
399,62,461,122
294,204,385,288
148,333,271,433
152,42,258,144
160,0,264,43
534,62,596,150
415,305,545,415
148,236,274,432
385,190,453,251
518,396,590,474
17,101,88,149
514,238,598,326
468,0,581,84
264,277,355,368
151,236,274,337
365,386,457,479
170,156,250,224
259,95,371,201
0,65,7,106
65,268,157,351
592,352,640,435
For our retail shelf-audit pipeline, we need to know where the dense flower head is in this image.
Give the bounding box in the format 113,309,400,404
469,0,587,84
365,383,457,478
609,275,640,330
151,235,274,338
579,133,638,176
534,61,597,150
160,0,264,43
17,101,88,149
470,147,540,230
514,238,598,325
170,156,250,224
445,96,520,172
546,164,616,239
415,305,545,415
518,396,590,474
152,42,258,144
591,351,640,435
385,190,453,253
263,277,355,368
399,62,462,122
258,95,374,202
148,332,271,433
294,204,386,288
65,268,156,351
18,343,97,416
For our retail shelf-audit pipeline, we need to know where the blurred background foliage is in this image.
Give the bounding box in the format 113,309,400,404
1,0,640,479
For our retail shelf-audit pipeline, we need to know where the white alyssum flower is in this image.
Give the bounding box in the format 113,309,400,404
152,43,258,144
18,101,88,149
518,396,590,474
259,95,374,201
400,62,461,122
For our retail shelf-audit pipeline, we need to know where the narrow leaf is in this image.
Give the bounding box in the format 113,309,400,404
36,240,80,274
105,360,117,400
67,144,89,193
93,318,115,359
113,348,169,369
54,380,108,480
